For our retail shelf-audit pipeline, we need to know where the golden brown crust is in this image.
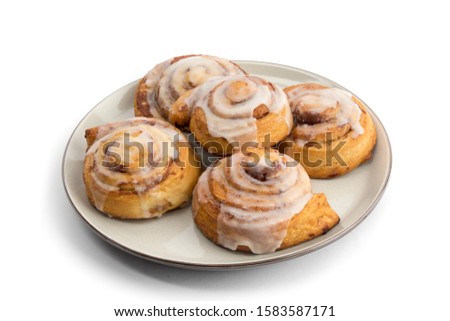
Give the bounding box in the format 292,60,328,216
135,54,200,119
280,83,377,178
84,127,99,149
83,117,201,219
168,90,193,128
189,106,293,155
285,83,327,92
134,54,246,127
134,77,153,118
190,108,292,156
192,148,340,253
279,193,339,249
190,106,236,155
193,193,339,252
187,76,293,156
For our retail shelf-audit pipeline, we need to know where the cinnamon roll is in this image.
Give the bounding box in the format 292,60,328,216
181,75,293,156
134,54,246,127
279,83,377,178
192,148,340,254
83,117,201,219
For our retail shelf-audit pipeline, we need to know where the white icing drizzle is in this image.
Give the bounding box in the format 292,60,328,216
194,150,312,254
286,86,364,146
144,55,245,119
187,75,292,144
143,60,171,119
89,181,110,214
86,117,186,217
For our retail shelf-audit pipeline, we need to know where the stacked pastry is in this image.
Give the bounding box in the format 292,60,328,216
83,54,377,254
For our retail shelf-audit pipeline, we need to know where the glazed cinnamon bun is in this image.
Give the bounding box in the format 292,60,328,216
83,117,201,219
181,75,293,156
134,54,246,127
280,83,377,178
192,148,340,254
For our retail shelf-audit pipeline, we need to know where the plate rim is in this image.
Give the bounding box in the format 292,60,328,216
62,60,392,270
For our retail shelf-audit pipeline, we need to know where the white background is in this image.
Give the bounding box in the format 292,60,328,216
1,0,449,320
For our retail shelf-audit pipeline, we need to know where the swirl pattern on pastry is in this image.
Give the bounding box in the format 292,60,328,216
83,117,200,219
280,83,377,178
288,83,364,145
193,148,340,254
184,75,293,155
134,54,246,127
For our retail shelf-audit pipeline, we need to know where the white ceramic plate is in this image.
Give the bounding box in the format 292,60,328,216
62,61,392,270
